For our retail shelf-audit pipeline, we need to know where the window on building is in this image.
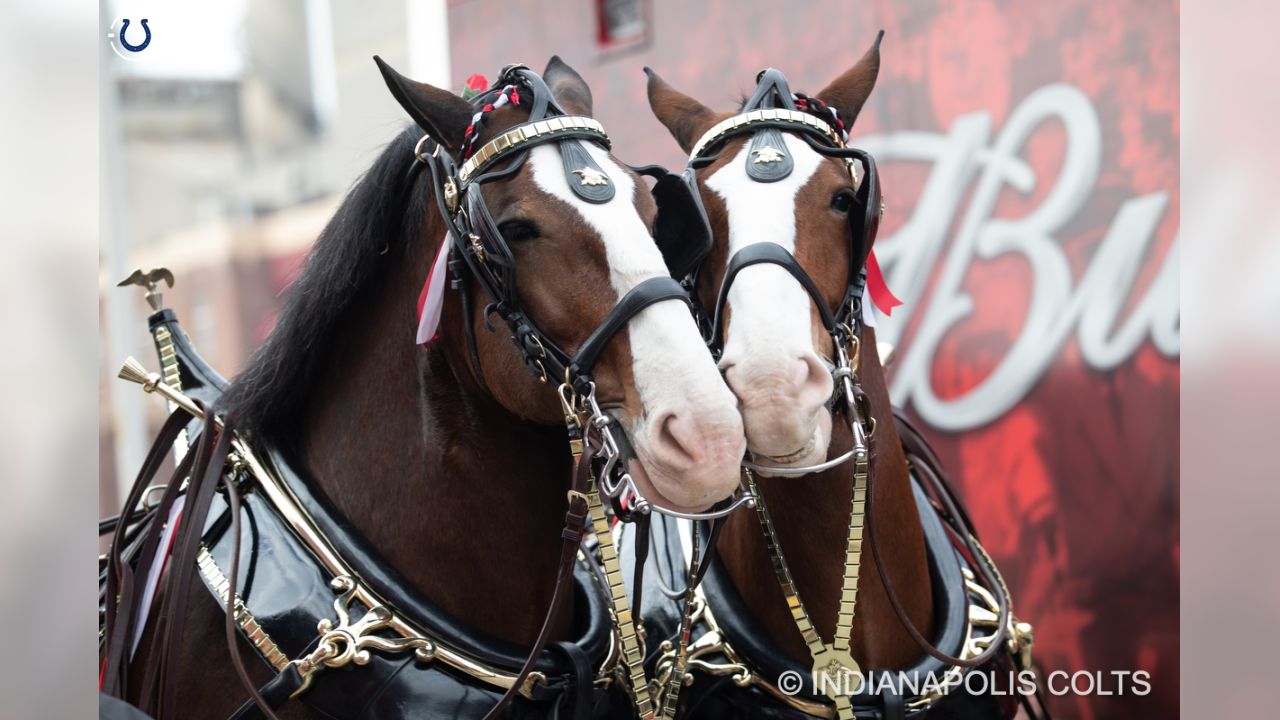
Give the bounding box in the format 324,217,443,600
596,0,649,49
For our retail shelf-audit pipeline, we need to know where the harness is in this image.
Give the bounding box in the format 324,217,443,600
620,416,1036,718
412,65,758,717
105,334,631,720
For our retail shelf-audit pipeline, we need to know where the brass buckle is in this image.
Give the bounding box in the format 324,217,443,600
443,178,459,214
844,331,861,368
467,233,486,262
518,671,547,700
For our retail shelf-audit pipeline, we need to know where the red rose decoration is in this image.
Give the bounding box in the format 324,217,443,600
461,73,488,99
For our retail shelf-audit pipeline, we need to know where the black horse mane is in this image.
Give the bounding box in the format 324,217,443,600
219,126,428,442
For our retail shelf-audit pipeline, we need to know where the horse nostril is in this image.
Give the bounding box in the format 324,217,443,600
659,412,696,465
794,354,833,409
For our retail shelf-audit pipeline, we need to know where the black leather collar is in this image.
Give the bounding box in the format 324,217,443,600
197,445,625,719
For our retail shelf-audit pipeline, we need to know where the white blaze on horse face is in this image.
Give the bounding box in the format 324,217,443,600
528,143,745,510
705,134,835,470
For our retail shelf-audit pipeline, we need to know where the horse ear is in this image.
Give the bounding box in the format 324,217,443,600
814,31,883,128
645,68,721,155
374,56,473,155
543,55,593,116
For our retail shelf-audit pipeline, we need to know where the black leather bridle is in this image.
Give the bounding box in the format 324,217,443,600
411,64,691,398
650,68,885,479
413,64,754,525
664,68,885,356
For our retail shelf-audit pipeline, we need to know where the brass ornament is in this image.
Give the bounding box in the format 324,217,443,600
810,647,861,700
573,167,610,187
666,462,1032,717
459,116,610,183
746,355,871,719
292,575,435,696
752,147,787,164
468,232,486,262
117,267,175,312
586,477,659,719
689,108,841,160
197,546,290,672
119,357,571,693
443,178,459,214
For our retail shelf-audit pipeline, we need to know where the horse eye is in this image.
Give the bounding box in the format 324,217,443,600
830,192,854,215
499,221,539,244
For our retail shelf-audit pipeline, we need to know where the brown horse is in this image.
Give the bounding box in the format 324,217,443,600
115,57,746,719
645,38,936,677
642,30,1042,717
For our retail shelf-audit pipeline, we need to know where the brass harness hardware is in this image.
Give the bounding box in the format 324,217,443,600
559,379,707,719
743,331,873,719
290,576,435,698
196,546,291,673
120,357,613,697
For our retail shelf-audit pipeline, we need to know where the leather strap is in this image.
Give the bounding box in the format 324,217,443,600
690,517,723,588
220,452,291,720
99,508,153,537
547,641,594,720
480,439,593,720
448,252,490,392
569,276,690,383
132,424,221,712
710,243,838,350
226,666,305,720
864,436,1010,669
102,409,200,698
630,513,651,655
149,412,237,718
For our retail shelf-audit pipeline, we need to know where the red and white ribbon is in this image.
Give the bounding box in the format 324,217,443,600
416,238,452,345
130,494,185,660
462,84,519,159
862,249,902,326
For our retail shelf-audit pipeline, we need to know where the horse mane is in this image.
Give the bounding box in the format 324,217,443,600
219,125,429,442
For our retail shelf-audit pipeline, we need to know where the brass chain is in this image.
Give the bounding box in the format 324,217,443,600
747,340,872,719
747,462,866,720
570,387,705,717
584,477,658,719
654,521,701,718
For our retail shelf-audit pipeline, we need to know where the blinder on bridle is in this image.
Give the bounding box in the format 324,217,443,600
660,67,886,476
413,64,753,521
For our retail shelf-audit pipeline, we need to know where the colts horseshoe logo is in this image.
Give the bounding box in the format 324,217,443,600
118,19,151,52
108,17,152,60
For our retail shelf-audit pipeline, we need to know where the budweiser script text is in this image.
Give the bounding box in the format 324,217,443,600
864,84,1178,431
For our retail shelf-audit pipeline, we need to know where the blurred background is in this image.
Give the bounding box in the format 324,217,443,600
94,1,1178,717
